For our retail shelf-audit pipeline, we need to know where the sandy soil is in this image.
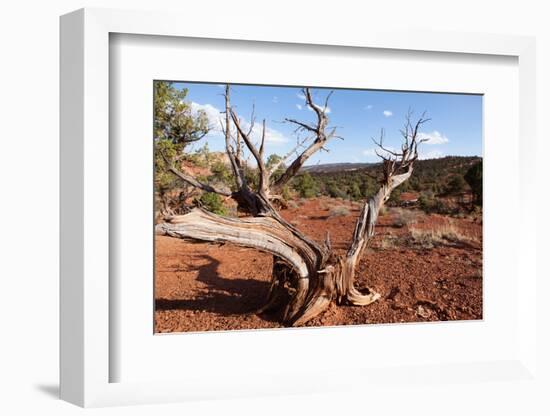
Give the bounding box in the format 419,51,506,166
155,198,482,333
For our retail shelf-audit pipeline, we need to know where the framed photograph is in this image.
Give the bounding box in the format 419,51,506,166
152,81,483,334
60,8,538,408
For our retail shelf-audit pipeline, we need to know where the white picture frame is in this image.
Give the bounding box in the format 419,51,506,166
60,7,538,408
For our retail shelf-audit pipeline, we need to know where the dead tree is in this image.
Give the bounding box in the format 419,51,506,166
156,85,429,326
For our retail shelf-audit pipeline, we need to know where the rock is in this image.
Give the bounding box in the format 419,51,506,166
417,305,431,318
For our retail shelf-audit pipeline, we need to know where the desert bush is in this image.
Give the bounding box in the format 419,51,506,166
329,205,351,217
390,208,421,228
281,185,293,201
378,234,400,250
196,192,227,216
209,160,233,187
286,200,299,209
326,182,348,199
293,172,319,198
409,223,474,248
349,181,362,200
445,174,467,195
386,188,402,206
418,193,457,215
465,160,483,205
266,154,285,182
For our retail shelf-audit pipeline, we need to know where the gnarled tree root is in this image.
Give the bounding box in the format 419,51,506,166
346,287,381,306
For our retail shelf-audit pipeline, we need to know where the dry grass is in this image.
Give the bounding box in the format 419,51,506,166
409,222,474,248
329,205,351,217
378,234,400,250
286,200,299,209
389,207,421,228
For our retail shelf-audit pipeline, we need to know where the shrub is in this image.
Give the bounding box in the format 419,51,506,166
378,234,399,250
294,172,319,198
327,182,348,199
281,185,292,201
286,200,299,209
209,160,233,187
349,181,362,200
409,223,474,248
465,161,483,205
390,208,420,228
387,188,402,206
445,174,467,195
197,192,227,216
329,206,350,217
418,193,456,215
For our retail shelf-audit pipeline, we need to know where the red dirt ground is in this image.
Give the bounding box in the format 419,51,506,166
155,198,482,333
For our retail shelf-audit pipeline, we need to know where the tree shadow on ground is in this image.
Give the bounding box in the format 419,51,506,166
307,215,330,220
155,255,282,322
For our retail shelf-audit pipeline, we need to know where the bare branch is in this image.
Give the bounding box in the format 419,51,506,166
371,129,401,159
159,150,232,197
323,91,334,112
167,166,232,197
285,118,317,133
304,88,323,120
259,119,266,159
370,112,430,186
272,88,335,191
223,85,245,190
230,110,261,167
230,109,269,195
268,136,310,176
246,103,256,137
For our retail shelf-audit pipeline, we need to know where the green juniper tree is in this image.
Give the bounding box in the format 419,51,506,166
154,81,211,215
464,161,483,206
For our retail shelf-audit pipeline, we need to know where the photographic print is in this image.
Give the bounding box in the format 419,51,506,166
154,82,482,333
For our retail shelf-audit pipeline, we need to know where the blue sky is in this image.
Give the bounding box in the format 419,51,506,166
171,81,482,165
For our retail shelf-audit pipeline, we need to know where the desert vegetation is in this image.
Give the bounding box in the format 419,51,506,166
154,81,483,332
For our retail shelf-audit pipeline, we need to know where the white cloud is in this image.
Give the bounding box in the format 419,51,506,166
365,105,373,110
417,130,449,145
419,149,445,160
259,126,289,144
272,96,278,103
296,104,303,110
296,92,306,100
190,101,289,144
190,102,224,131
383,110,393,117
